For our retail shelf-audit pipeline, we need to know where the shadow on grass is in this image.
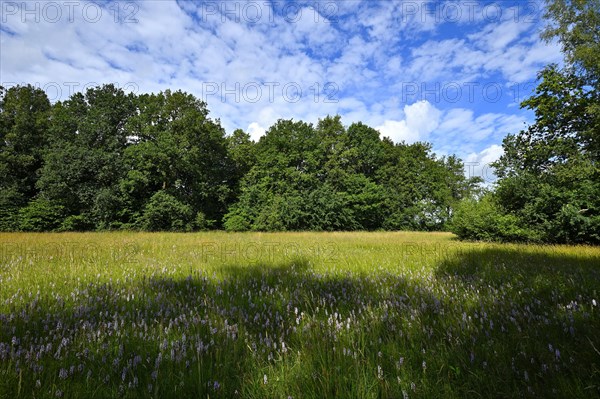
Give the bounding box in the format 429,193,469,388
1,249,600,398
433,246,600,397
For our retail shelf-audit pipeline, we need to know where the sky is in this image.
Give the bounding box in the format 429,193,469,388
0,0,562,181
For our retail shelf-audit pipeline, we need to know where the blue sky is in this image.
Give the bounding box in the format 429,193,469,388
0,0,562,179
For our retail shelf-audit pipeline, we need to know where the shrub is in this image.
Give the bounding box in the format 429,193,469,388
141,191,193,231
58,214,95,232
223,213,251,232
194,211,215,231
18,198,65,232
450,195,541,243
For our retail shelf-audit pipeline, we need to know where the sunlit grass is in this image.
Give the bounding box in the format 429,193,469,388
1,232,599,398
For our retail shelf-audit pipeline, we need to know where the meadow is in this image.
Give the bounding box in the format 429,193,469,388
0,231,599,398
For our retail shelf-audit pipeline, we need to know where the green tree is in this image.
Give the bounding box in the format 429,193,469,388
460,0,600,244
227,128,256,198
225,116,472,232
37,85,136,230
0,85,51,230
121,90,232,228
141,190,194,231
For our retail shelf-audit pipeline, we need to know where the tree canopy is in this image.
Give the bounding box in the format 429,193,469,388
0,86,477,232
451,0,600,244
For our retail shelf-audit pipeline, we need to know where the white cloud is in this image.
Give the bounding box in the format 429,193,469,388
433,109,526,154
247,122,266,142
464,144,504,183
0,0,557,165
376,100,441,143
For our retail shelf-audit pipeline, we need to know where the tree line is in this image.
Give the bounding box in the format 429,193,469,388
0,85,479,233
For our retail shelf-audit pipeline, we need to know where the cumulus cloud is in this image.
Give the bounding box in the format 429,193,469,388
376,100,442,143
0,0,556,162
464,144,505,183
247,122,266,142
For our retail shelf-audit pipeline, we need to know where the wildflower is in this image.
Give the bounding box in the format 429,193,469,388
59,368,68,380
263,374,268,385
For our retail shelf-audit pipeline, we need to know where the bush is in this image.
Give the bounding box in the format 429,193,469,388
141,191,193,231
18,198,65,232
450,195,541,243
194,211,215,231
551,203,600,244
0,188,23,231
223,213,251,232
58,214,95,232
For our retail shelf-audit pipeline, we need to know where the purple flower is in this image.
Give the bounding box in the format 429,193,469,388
59,368,68,380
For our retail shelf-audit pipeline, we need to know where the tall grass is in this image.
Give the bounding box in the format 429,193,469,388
1,232,599,398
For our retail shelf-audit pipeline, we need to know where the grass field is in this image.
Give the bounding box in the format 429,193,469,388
1,231,599,398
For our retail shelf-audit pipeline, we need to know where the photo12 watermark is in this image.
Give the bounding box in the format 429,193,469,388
0,241,141,266
194,241,338,263
392,1,543,24
194,1,542,26
464,161,498,183
1,81,140,102
200,81,339,104
1,1,139,24
398,241,587,262
197,1,339,24
399,81,538,105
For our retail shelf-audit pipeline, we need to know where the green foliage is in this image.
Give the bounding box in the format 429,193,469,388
58,214,95,232
542,0,600,83
141,191,193,231
37,85,136,228
450,195,541,242
1,85,473,233
223,212,252,232
0,187,23,231
194,211,215,231
121,90,234,226
18,198,65,232
0,85,51,230
225,116,473,232
454,0,600,245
